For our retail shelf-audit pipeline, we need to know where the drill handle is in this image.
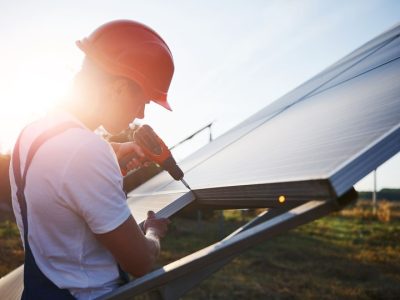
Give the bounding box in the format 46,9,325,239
134,125,172,165
118,152,148,175
119,124,185,181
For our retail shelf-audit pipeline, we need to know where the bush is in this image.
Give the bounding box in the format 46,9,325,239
377,200,391,223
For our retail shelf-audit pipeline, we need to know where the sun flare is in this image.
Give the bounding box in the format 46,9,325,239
0,57,79,154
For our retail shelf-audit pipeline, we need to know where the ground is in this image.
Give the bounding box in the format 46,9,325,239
0,200,399,299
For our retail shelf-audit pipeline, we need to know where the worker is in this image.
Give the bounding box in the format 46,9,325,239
9,20,173,299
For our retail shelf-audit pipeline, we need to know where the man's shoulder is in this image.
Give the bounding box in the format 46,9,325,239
24,111,104,145
19,111,111,163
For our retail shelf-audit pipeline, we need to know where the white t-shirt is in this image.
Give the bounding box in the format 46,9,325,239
9,111,131,299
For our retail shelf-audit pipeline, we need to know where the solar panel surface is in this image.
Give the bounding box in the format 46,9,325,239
127,24,400,217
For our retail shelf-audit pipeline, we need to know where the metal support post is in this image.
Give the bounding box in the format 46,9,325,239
98,188,356,300
372,169,377,215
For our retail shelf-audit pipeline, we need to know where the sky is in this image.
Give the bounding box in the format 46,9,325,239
0,0,399,191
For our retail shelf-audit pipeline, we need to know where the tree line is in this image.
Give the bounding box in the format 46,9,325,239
358,189,400,201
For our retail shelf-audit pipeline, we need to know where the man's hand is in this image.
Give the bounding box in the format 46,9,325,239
142,211,170,260
111,142,149,172
95,212,170,278
143,211,170,238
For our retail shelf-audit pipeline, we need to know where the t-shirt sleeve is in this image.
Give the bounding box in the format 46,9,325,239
61,135,131,234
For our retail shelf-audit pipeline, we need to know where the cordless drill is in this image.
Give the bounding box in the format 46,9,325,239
118,125,191,190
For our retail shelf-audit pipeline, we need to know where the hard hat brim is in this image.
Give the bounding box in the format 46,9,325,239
154,99,172,111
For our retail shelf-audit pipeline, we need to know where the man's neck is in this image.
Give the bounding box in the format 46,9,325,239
57,94,100,131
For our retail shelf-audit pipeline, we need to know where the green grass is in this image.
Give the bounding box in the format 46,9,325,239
0,220,24,276
0,201,399,299
156,202,400,299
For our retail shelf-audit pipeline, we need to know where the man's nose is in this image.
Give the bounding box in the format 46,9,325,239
136,105,145,119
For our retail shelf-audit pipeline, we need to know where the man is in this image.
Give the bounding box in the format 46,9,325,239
9,20,173,299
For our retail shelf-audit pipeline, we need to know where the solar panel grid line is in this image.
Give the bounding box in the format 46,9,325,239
305,54,400,102
317,25,400,78
237,53,379,128
259,34,400,127
235,27,400,131
335,35,400,70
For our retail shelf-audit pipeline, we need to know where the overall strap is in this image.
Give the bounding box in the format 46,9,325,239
13,121,82,300
12,122,82,240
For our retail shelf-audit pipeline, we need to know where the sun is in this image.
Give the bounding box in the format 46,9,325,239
0,56,80,154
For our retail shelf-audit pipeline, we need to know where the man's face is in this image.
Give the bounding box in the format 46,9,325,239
102,79,148,135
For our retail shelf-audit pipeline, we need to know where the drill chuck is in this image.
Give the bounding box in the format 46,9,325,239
161,156,184,181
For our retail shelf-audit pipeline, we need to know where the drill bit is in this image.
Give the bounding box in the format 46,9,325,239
180,178,192,190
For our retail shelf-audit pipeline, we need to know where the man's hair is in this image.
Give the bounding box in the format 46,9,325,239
78,56,116,86
76,56,143,94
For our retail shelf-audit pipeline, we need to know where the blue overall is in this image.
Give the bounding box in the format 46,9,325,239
12,122,129,300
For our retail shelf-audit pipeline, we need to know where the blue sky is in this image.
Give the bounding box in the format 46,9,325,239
0,0,399,191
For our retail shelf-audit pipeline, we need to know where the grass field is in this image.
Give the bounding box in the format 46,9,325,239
1,200,399,299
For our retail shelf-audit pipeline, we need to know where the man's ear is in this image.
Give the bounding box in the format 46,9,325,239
110,78,128,95
97,78,126,116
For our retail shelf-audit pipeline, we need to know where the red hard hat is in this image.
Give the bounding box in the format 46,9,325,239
76,20,174,111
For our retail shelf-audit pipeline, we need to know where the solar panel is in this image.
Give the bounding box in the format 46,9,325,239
127,24,400,217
